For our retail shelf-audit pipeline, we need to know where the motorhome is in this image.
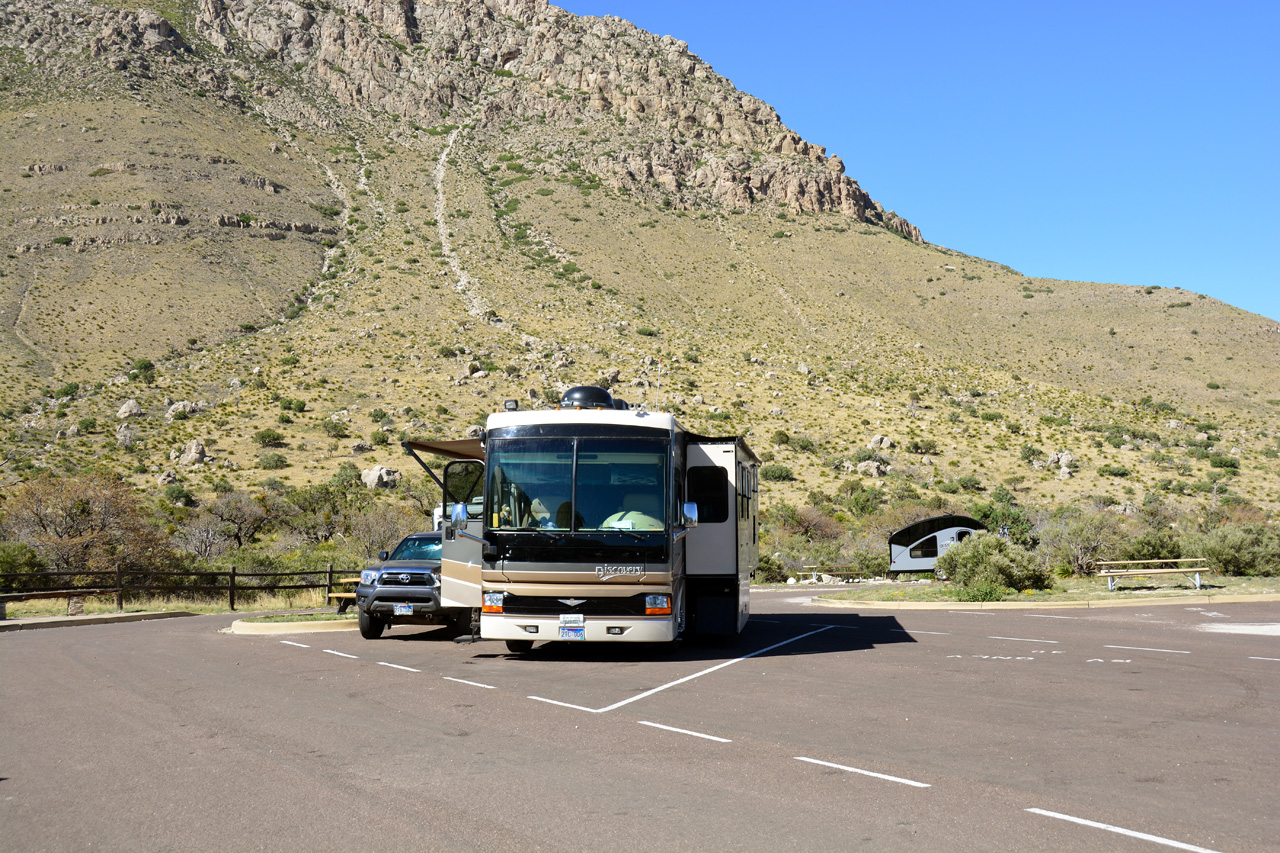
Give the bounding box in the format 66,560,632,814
404,386,758,652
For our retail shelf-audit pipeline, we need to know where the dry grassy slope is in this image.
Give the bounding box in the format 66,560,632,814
0,90,347,399
1,59,1277,517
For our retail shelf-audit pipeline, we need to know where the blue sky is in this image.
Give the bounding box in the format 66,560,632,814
558,1,1279,322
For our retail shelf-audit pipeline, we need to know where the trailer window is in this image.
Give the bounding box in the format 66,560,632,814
909,536,939,560
687,466,729,524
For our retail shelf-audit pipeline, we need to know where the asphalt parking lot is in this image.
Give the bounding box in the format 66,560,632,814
3,592,1278,852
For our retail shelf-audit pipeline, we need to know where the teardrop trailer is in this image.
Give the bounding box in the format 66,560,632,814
402,386,759,652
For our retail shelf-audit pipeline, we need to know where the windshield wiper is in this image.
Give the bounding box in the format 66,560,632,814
515,527,561,541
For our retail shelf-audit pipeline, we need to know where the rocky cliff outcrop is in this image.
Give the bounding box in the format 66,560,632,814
1,0,921,238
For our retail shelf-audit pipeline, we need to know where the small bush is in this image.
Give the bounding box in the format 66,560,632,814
252,428,286,447
260,452,289,470
370,431,390,446
935,533,1050,596
1097,464,1130,477
760,465,795,482
321,421,349,439
754,552,790,583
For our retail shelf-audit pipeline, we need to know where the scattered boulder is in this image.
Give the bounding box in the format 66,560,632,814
178,439,207,466
361,465,401,489
117,399,142,419
465,424,484,439
868,435,894,450
115,423,138,448
157,470,177,486
856,459,888,477
350,441,374,454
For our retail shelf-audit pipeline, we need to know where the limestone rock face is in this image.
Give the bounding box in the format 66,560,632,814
7,0,920,239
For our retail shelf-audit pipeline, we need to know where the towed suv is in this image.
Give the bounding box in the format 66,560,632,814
355,533,476,639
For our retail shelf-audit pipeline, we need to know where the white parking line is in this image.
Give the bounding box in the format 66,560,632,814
378,662,420,673
444,676,496,689
529,626,836,714
949,610,994,615
280,641,310,648
990,636,1060,644
1248,656,1280,662
795,756,930,788
323,649,358,659
1025,808,1222,852
1027,614,1077,619
638,721,732,742
1105,645,1190,654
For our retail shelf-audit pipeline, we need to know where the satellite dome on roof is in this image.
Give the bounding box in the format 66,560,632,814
560,385,614,409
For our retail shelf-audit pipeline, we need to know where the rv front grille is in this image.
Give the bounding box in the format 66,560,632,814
500,593,649,617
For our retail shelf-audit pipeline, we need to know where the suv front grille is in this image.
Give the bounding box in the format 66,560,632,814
377,571,436,586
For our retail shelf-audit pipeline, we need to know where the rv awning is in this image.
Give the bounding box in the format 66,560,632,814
402,437,485,461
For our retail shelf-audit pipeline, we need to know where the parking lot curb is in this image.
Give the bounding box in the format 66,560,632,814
810,592,1280,611
226,618,359,635
0,611,197,632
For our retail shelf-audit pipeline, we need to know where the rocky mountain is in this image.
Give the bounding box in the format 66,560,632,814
1,0,1277,521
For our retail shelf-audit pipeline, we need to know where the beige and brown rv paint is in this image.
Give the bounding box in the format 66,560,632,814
404,387,758,652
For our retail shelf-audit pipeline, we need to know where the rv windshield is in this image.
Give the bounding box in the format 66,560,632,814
486,437,668,533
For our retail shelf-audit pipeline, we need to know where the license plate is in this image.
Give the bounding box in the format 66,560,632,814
559,613,585,640
393,604,412,616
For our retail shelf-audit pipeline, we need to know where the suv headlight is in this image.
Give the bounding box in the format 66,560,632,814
360,569,379,585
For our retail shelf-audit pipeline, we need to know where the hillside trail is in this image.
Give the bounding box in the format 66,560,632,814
434,129,490,320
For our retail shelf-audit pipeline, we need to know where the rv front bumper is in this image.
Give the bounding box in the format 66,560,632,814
480,613,676,643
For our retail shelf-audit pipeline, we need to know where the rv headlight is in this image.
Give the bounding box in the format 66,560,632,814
644,594,671,616
360,569,379,585
483,592,504,613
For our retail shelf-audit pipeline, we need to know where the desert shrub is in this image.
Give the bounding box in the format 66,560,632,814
253,429,286,447
772,430,790,446
906,438,938,454
760,465,795,482
754,552,790,583
1118,529,1183,563
370,430,390,446
1098,464,1130,477
164,483,195,506
321,421,349,439
77,417,97,434
260,453,288,470
369,408,389,423
0,542,46,589
1185,524,1280,576
1036,510,1125,575
935,533,1049,596
54,382,79,399
1208,455,1239,470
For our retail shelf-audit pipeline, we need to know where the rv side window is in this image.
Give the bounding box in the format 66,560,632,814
909,536,939,560
957,530,971,543
687,466,729,524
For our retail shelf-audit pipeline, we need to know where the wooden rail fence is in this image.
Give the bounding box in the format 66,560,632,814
0,564,346,618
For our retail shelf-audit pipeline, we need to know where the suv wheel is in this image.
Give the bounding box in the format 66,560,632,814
358,609,386,639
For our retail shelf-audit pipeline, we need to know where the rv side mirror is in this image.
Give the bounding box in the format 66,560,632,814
451,501,469,528
682,501,699,528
